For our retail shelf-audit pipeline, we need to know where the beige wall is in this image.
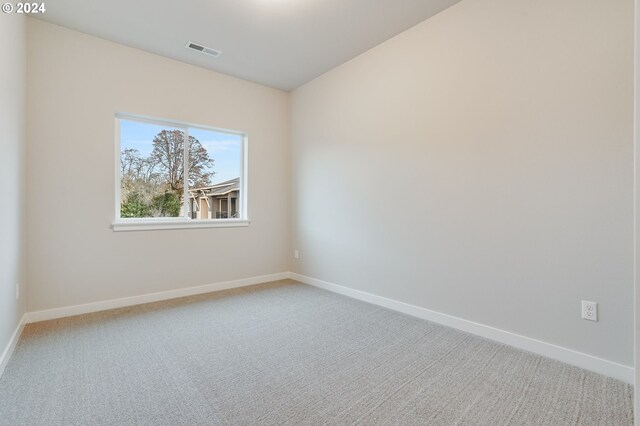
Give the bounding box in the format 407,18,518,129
26,19,290,311
291,0,634,365
635,0,639,418
0,13,27,355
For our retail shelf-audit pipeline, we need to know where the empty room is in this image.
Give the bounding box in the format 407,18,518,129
1,0,638,424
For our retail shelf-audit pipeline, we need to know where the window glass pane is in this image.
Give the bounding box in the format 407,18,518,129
119,119,186,218
187,128,242,220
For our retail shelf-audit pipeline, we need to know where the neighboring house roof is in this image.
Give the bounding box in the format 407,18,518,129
190,178,239,197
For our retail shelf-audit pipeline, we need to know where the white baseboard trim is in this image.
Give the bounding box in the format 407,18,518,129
0,314,26,379
289,272,634,384
25,272,290,324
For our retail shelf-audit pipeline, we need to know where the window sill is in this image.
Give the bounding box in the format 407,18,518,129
112,219,250,232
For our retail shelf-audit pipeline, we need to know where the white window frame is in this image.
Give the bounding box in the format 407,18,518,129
113,113,249,231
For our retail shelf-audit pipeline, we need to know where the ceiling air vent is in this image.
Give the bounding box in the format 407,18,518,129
186,41,222,58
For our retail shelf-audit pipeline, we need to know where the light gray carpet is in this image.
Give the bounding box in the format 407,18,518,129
0,280,633,425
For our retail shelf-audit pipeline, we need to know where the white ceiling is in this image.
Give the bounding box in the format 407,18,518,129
34,0,462,91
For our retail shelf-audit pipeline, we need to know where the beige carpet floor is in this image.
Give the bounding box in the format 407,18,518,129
0,279,633,425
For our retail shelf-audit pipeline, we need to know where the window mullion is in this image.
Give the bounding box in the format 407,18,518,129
184,127,190,219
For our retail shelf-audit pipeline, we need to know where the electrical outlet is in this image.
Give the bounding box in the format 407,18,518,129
15,282,19,300
294,249,299,259
581,300,597,322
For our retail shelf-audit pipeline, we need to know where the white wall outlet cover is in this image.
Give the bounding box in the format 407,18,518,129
294,249,299,259
581,300,598,322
